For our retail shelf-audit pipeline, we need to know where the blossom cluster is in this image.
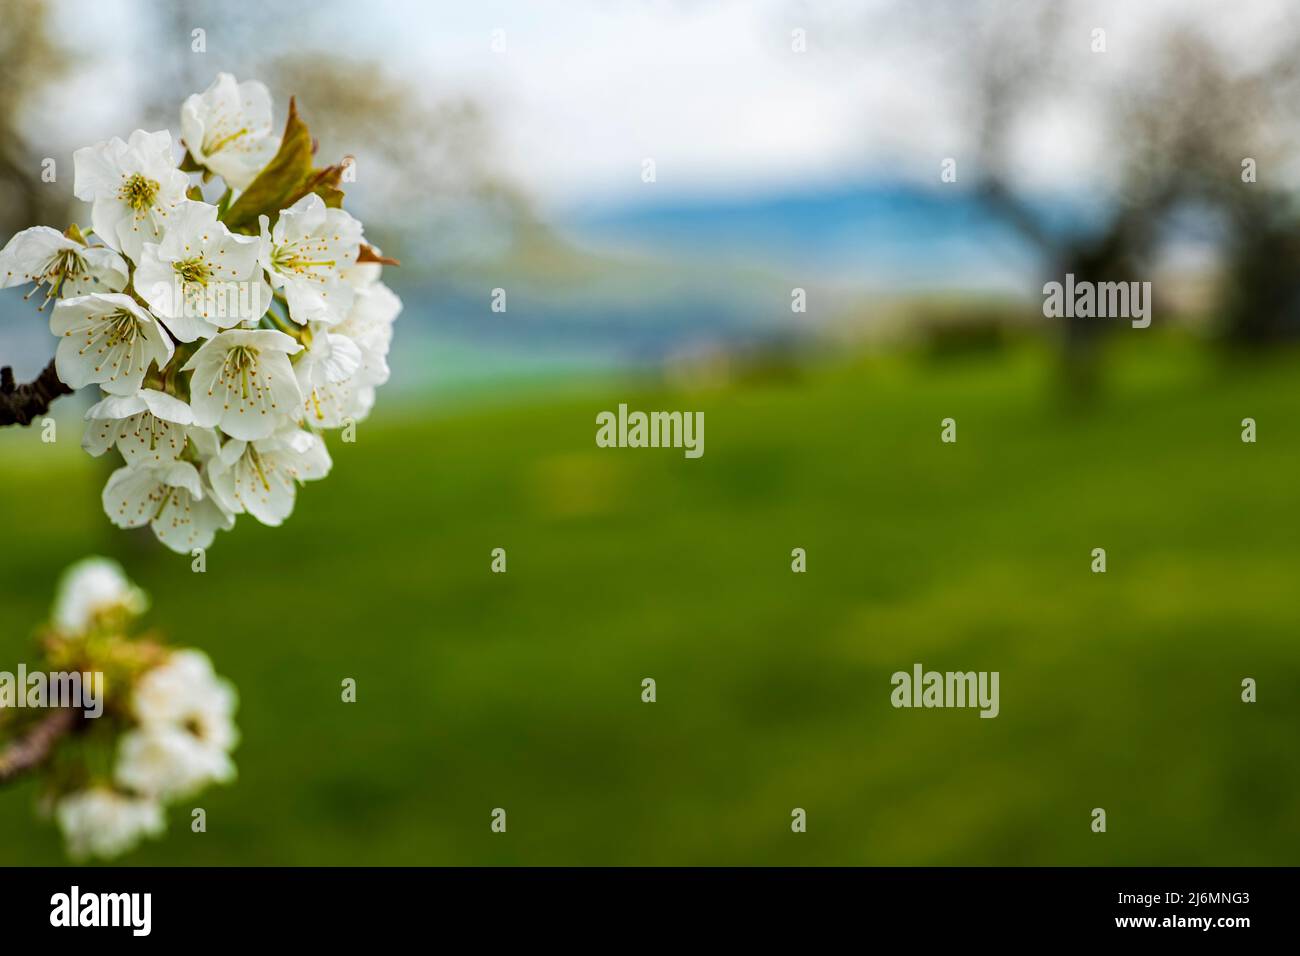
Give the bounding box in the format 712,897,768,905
9,558,239,860
0,74,401,552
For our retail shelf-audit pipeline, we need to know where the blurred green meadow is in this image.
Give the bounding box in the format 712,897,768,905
0,338,1297,865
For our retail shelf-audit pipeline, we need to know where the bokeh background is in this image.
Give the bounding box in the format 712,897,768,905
1,0,1298,864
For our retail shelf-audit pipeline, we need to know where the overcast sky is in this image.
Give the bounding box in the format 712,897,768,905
34,0,1300,211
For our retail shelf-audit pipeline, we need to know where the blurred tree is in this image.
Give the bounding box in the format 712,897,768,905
271,53,607,283
0,0,72,425
0,0,68,235
916,0,1300,394
269,54,526,267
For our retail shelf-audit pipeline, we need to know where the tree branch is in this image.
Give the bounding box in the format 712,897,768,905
0,358,72,427
0,708,77,784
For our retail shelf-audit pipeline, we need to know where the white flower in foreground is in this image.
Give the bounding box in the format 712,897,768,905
50,293,173,396
298,282,400,427
0,226,127,306
184,423,222,460
301,375,376,429
180,73,279,190
73,129,188,262
181,328,302,440
294,324,362,399
259,193,363,325
134,201,270,341
337,253,382,290
82,389,196,464
209,426,331,526
102,460,233,553
55,789,165,861
21,81,402,551
52,556,148,635
337,281,401,387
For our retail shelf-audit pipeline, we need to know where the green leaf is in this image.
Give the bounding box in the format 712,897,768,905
220,97,348,233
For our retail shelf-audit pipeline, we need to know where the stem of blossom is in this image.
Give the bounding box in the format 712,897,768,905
0,360,73,428
0,708,78,784
266,298,300,339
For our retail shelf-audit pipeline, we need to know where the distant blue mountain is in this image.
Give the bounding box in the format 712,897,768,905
376,181,1110,386
556,180,1096,291
0,182,1106,395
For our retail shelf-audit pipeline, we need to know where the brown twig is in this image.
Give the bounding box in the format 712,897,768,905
0,708,77,784
0,358,72,427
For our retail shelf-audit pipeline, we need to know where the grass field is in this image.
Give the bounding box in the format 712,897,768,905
0,339,1297,864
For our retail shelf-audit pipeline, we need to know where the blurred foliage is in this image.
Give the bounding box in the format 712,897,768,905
268,54,531,267
915,0,1300,393
0,0,66,234
0,340,1296,864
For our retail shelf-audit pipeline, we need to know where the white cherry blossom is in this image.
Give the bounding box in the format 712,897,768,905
134,201,269,341
115,725,236,801
131,649,238,743
294,324,362,397
259,193,363,325
50,293,173,396
180,73,279,190
101,460,233,553
117,648,238,800
184,423,222,460
0,226,127,307
336,281,401,387
300,374,376,428
82,389,196,465
72,129,189,262
5,76,401,552
297,282,399,426
36,566,240,859
208,426,331,526
181,328,302,440
52,556,149,635
54,789,165,861
337,250,383,289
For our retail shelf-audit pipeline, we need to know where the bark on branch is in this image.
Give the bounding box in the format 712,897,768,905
0,708,77,784
0,358,72,427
